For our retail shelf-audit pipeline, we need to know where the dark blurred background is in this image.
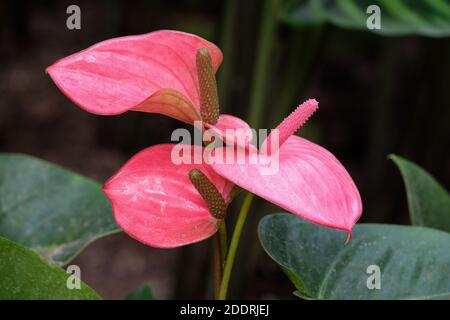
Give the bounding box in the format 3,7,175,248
1,0,449,299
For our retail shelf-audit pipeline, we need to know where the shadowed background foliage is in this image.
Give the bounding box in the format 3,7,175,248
0,0,449,299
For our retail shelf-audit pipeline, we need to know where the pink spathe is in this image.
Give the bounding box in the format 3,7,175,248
103,144,233,247
47,30,222,124
210,99,362,234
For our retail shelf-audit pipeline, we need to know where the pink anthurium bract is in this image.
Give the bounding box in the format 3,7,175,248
210,99,362,236
46,30,220,123
103,144,234,247
47,30,249,138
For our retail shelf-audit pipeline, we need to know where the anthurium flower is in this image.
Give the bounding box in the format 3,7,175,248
103,144,235,247
46,30,247,132
47,29,362,246
210,99,363,237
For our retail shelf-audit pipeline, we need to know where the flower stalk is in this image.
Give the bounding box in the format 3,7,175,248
212,233,223,299
218,192,254,300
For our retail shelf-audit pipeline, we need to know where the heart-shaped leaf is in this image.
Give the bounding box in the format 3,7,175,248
259,213,450,299
0,153,120,265
125,283,155,300
282,0,450,37
0,236,100,299
390,154,450,232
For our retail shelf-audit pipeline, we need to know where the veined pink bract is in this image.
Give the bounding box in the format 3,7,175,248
210,99,362,235
46,30,221,124
103,144,234,247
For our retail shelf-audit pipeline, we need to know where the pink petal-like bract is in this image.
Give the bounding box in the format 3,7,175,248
206,114,254,148
211,99,362,233
47,30,222,124
103,144,233,248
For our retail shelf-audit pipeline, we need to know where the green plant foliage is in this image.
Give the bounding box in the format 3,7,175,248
125,283,155,300
390,155,450,232
282,0,450,37
259,213,450,299
0,153,120,265
0,236,100,299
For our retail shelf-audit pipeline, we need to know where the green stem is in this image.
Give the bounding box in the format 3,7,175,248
218,221,227,264
218,192,254,300
213,221,227,299
212,233,222,299
247,0,280,129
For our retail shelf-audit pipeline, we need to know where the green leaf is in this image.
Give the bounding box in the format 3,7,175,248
259,213,450,299
390,154,450,232
0,236,100,299
125,283,155,300
0,153,120,265
282,0,450,37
